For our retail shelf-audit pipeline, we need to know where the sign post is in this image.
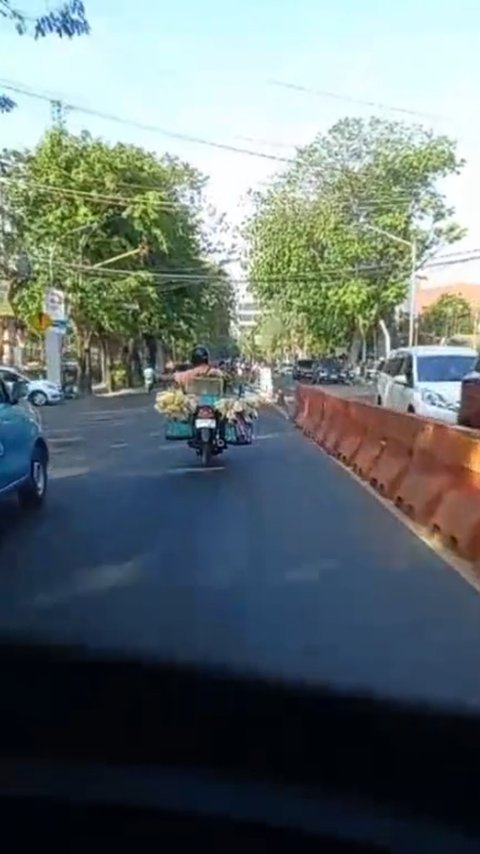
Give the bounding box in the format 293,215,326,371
0,280,13,317
43,288,66,386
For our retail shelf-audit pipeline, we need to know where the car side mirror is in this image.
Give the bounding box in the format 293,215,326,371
9,380,28,405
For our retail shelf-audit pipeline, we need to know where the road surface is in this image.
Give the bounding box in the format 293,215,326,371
1,393,480,709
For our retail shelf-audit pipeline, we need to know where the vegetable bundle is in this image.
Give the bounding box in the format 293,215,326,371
155,390,260,422
214,397,260,422
155,389,197,420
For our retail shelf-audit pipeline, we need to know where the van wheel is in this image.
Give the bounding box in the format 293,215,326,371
377,396,382,406
407,405,415,414
18,448,48,508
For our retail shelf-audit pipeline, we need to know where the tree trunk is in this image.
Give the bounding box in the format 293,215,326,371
99,336,113,392
349,330,363,365
124,337,141,388
77,329,93,395
144,334,157,368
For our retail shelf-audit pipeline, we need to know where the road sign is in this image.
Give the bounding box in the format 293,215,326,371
44,288,66,323
33,312,53,332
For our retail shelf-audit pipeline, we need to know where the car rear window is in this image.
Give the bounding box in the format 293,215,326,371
417,354,476,383
297,360,314,368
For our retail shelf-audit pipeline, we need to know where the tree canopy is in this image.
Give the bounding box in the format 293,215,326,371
419,293,474,341
245,116,465,355
3,128,233,385
0,1,90,112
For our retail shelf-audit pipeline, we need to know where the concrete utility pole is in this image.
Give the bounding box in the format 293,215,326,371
0,157,15,364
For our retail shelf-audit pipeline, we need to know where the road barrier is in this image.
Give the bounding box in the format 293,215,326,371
294,384,480,565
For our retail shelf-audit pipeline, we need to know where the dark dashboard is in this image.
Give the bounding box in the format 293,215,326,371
1,639,479,852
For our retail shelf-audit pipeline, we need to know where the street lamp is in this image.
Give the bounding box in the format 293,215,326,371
359,222,417,347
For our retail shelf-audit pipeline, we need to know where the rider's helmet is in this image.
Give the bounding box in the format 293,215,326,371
191,345,209,367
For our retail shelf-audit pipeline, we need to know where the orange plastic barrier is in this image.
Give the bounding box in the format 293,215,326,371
294,384,480,566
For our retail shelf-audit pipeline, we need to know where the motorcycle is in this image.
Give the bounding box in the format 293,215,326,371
189,403,226,466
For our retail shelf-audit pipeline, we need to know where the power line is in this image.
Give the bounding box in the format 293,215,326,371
0,80,460,221
269,79,447,123
0,176,192,211
424,254,480,269
3,175,439,230
0,79,294,165
39,256,410,284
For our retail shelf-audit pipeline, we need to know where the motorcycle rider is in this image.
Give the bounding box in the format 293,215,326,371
174,345,226,445
174,345,222,385
143,363,155,393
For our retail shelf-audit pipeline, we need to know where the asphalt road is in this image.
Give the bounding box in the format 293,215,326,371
1,392,480,710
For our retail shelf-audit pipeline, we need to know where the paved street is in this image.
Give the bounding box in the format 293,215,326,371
1,393,480,710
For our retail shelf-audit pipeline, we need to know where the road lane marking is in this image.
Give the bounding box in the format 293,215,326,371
283,560,339,582
31,561,139,609
50,465,89,480
110,441,129,449
255,431,287,441
49,436,84,447
167,465,226,474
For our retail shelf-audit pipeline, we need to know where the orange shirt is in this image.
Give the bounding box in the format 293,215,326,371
174,364,223,386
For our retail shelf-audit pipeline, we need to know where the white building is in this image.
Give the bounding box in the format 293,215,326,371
235,298,261,330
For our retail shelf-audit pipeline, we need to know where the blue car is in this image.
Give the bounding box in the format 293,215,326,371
0,376,49,507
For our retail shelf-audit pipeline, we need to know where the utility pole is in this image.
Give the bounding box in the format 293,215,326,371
359,221,417,347
408,241,417,348
0,156,14,364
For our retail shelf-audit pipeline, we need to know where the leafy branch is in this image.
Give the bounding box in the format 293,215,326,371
0,1,90,112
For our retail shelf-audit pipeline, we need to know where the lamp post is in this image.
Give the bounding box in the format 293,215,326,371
359,222,417,347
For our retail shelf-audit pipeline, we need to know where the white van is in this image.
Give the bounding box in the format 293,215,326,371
376,345,477,424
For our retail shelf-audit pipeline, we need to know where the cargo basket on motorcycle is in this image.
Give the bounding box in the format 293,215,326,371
185,376,224,407
165,419,194,440
225,420,254,445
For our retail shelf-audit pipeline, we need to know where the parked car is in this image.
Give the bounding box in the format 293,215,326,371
277,361,293,376
0,366,63,407
0,376,49,506
314,358,351,384
293,359,316,382
376,345,477,423
458,354,480,428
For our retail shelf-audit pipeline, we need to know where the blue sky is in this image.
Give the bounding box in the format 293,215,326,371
2,0,480,285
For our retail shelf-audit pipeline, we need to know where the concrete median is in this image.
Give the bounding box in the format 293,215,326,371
294,384,480,567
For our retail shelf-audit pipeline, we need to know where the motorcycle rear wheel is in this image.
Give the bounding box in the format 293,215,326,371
201,443,212,467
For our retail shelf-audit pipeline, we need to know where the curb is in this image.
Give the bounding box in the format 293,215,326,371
93,388,144,399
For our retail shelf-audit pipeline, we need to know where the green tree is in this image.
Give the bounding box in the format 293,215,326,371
246,117,465,356
0,1,90,112
419,293,474,341
5,128,229,389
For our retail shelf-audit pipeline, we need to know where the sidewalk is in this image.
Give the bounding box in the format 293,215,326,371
93,384,144,398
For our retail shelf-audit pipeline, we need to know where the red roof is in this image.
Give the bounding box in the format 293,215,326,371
417,283,480,312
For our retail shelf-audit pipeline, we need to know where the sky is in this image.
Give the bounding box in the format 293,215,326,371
2,0,480,293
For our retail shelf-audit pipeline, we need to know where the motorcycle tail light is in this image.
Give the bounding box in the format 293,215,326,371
198,406,215,417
